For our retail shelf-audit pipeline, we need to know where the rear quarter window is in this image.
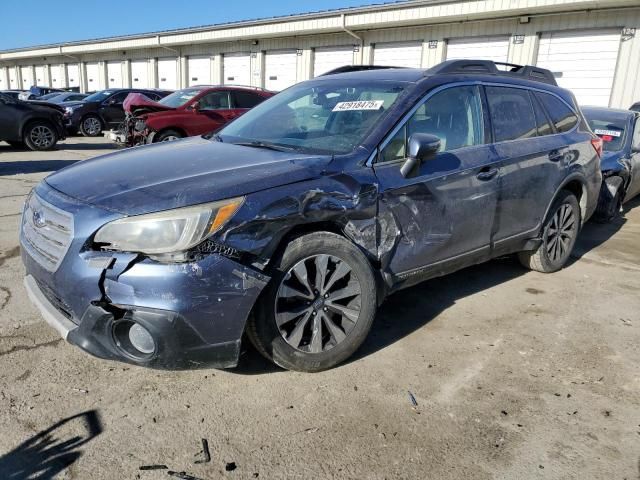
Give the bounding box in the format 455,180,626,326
535,92,578,133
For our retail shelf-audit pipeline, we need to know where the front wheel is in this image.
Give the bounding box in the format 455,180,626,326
156,130,183,142
518,190,580,273
247,232,377,372
80,115,103,137
23,122,58,151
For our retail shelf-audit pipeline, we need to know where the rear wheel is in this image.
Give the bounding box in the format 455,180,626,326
80,115,103,137
156,130,183,142
23,122,58,151
518,190,580,273
247,232,377,372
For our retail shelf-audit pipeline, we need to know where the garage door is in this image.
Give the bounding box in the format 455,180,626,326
107,61,124,88
446,36,510,63
188,56,211,86
374,42,422,68
131,60,150,88
9,68,18,88
67,64,80,88
50,65,64,88
0,70,6,90
537,30,620,107
265,51,297,91
86,62,101,90
21,67,33,89
35,66,48,86
158,58,178,90
223,53,251,85
313,46,354,77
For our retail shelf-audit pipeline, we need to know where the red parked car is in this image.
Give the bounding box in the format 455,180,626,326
116,86,275,146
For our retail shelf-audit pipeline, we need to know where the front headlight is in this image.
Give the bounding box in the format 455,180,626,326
134,119,146,132
94,197,244,254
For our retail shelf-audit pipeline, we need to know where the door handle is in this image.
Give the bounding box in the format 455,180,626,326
548,149,566,162
477,167,498,181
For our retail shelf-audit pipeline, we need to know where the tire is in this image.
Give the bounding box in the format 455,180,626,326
23,122,58,151
247,232,377,372
593,178,623,223
518,190,581,273
7,141,25,149
80,114,103,137
155,130,183,143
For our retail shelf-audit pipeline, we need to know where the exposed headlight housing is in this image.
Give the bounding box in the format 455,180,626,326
134,119,146,132
94,197,244,255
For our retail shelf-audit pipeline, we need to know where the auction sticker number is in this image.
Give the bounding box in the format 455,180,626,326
333,100,384,112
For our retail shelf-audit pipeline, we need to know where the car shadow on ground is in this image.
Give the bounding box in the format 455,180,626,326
0,410,102,480
0,160,79,176
235,257,526,374
571,195,640,261
57,142,119,151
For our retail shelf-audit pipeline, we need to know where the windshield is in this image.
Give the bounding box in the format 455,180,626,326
84,91,115,103
159,88,202,108
587,116,627,152
218,80,407,154
39,93,62,101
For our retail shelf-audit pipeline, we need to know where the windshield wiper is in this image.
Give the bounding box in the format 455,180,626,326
232,140,299,152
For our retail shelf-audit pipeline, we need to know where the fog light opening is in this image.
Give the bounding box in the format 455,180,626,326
128,323,155,354
113,320,156,358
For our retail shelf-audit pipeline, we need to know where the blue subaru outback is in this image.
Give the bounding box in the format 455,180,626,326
21,60,602,372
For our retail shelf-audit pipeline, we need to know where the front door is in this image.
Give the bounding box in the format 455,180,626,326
100,91,129,127
373,84,500,277
0,95,22,141
194,91,241,135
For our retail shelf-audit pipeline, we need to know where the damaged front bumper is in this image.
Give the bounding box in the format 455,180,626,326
20,185,270,370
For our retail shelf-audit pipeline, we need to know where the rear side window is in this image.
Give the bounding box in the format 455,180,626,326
486,86,537,142
531,93,554,136
233,91,265,108
535,92,578,133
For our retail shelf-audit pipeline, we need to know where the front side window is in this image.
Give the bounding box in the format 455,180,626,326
486,86,537,142
380,85,485,163
219,80,407,154
535,92,578,133
199,92,231,110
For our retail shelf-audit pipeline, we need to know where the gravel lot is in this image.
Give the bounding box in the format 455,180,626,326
0,137,638,480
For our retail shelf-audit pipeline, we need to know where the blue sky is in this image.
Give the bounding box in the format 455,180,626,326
0,0,383,50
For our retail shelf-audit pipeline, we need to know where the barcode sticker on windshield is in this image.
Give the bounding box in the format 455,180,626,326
333,100,384,112
594,129,622,137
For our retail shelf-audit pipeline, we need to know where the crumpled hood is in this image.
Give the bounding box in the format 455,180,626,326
45,136,332,215
124,93,173,114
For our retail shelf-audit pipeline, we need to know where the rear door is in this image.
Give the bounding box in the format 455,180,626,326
373,84,499,276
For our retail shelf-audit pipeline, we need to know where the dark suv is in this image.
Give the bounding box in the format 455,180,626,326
21,60,601,372
0,92,66,150
62,88,172,136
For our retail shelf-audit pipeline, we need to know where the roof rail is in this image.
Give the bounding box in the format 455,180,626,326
320,65,406,76
427,59,558,86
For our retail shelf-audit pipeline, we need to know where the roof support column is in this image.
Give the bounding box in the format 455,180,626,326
212,54,222,85
123,59,131,88
179,55,187,89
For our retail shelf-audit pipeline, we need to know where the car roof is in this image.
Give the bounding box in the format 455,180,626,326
582,106,637,119
316,67,425,83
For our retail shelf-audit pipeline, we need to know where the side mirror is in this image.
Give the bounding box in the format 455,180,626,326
400,133,441,178
191,101,201,112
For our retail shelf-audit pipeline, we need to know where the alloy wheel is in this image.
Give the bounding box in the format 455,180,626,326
161,135,179,142
83,117,101,135
545,203,576,263
29,125,54,149
275,254,362,353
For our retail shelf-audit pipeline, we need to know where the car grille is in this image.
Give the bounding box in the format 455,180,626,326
21,192,74,272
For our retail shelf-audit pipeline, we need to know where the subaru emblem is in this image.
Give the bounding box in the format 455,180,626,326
33,210,46,228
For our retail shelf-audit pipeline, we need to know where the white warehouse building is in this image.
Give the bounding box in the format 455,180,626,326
1,0,639,108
